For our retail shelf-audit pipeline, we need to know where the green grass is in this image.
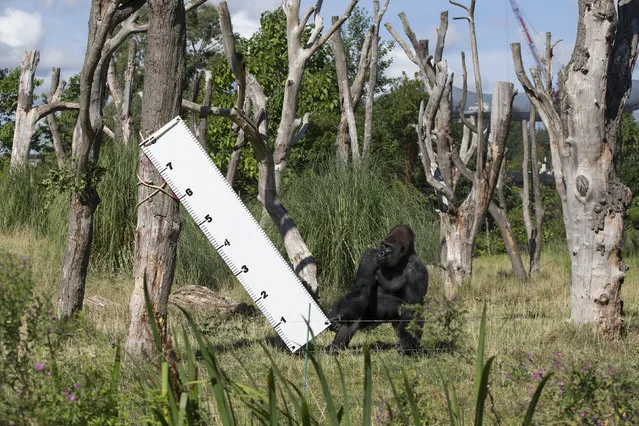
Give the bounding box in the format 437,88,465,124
3,227,639,423
2,155,639,423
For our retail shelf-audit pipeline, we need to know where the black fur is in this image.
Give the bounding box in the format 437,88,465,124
328,226,428,354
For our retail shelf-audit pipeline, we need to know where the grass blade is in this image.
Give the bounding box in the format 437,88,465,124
522,373,553,426
109,340,122,398
336,361,351,426
176,304,236,426
474,356,495,426
362,346,373,426
383,365,408,424
475,302,487,402
268,369,278,425
403,371,422,425
309,352,340,426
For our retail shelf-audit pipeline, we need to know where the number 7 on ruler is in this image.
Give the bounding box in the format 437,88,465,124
140,117,330,352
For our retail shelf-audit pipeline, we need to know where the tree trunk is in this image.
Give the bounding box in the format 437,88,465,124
126,0,186,359
47,68,66,168
10,50,39,170
362,0,389,156
491,158,526,281
511,0,638,338
521,107,544,276
529,107,544,276
57,189,100,317
440,213,474,297
332,16,360,163
489,201,527,280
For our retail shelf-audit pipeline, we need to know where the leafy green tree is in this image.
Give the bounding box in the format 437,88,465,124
186,3,223,80
0,68,19,156
371,75,428,185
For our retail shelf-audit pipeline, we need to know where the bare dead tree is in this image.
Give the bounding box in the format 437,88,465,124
521,105,544,276
333,16,372,163
362,0,390,156
181,1,323,295
272,0,358,188
57,0,148,321
107,36,138,144
511,0,638,339
9,51,78,170
520,33,558,276
47,68,68,169
488,159,526,281
387,2,515,297
58,0,206,322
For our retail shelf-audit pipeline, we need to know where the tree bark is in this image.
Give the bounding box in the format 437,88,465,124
332,15,360,163
10,52,78,170
107,36,137,144
47,68,66,168
126,0,186,360
10,51,39,170
362,0,389,156
511,0,638,338
529,107,544,276
490,160,526,281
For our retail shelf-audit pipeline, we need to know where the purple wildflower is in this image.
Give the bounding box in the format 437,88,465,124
68,394,76,402
73,383,79,389
35,362,45,371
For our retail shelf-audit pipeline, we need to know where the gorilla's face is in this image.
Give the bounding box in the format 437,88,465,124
377,241,406,267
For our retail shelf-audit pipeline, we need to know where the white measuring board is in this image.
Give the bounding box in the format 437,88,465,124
140,116,329,352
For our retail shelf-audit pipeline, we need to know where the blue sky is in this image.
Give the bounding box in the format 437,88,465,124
0,0,622,95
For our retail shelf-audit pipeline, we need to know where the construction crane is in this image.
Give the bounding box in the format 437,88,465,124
509,0,546,80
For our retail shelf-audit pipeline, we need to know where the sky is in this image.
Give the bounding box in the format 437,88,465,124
0,0,632,96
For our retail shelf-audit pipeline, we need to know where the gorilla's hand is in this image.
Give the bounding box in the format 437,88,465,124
328,315,343,332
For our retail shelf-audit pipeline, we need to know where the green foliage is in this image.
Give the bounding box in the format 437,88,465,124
281,158,439,295
0,67,19,154
502,351,639,424
617,113,639,203
405,296,468,352
185,4,222,79
474,183,566,257
370,75,428,186
41,160,106,201
0,252,120,425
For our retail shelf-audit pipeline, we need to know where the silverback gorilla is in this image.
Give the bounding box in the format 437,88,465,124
328,225,428,354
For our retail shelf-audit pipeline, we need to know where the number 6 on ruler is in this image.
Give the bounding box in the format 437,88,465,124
140,116,330,352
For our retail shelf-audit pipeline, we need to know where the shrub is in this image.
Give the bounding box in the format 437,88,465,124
0,251,120,425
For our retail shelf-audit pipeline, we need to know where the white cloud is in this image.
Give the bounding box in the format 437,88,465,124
228,10,262,38
0,9,44,48
222,0,280,37
386,44,418,79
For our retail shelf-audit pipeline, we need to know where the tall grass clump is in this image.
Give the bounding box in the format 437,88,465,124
90,141,138,273
281,158,439,295
0,165,53,234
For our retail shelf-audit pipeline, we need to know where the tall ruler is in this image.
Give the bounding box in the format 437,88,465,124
140,116,330,352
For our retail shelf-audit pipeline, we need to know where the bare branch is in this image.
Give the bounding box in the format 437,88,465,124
36,101,79,121
456,51,477,133
292,112,310,146
449,1,470,13
306,0,358,58
435,11,448,64
385,23,418,64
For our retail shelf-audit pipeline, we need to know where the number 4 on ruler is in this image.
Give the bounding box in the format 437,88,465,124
140,116,330,352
